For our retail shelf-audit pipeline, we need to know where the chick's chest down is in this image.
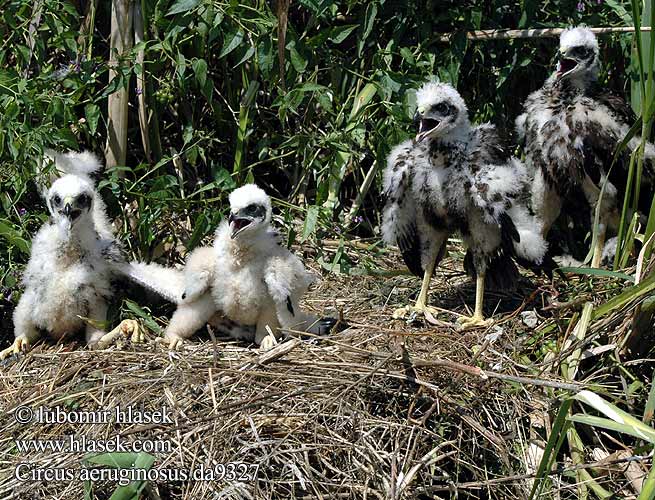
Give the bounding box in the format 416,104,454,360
211,231,272,326
25,224,112,338
416,137,490,232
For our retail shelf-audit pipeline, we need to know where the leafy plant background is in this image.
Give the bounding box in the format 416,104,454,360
0,0,646,339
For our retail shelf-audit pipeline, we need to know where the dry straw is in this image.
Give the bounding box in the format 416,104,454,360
1,251,652,498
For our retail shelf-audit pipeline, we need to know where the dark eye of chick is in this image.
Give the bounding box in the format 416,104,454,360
570,46,590,58
77,193,91,208
52,194,61,206
432,102,449,115
244,203,265,218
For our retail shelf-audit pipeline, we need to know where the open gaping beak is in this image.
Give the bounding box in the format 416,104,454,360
229,212,254,239
415,117,443,143
556,51,578,79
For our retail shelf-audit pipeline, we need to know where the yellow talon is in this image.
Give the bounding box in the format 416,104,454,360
0,336,31,360
393,252,441,322
165,335,184,350
392,305,412,319
392,304,440,320
455,274,491,330
456,315,493,330
94,319,143,349
120,319,144,343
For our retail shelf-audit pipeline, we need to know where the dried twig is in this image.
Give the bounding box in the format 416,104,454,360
437,26,653,43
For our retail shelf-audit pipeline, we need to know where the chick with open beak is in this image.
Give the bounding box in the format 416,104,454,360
228,201,268,239
0,150,144,362
154,183,345,351
413,92,464,143
555,26,599,82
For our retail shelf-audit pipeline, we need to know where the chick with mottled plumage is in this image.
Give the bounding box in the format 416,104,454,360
382,82,549,328
516,26,655,267
0,151,141,360
121,184,338,349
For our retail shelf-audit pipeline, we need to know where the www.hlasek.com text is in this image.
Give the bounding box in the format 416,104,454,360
15,434,172,454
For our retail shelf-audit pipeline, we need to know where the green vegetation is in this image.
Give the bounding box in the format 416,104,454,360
0,0,640,270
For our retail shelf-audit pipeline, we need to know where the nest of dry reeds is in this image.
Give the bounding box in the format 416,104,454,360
1,248,654,499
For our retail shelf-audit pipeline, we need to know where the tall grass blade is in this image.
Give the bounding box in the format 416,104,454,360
529,398,573,499
569,413,655,440
592,271,655,319
233,77,259,181
558,267,635,282
566,425,589,499
645,373,655,425
613,131,639,269
567,425,614,499
619,212,640,269
276,0,290,91
573,390,655,444
637,461,655,500
562,303,593,381
631,0,646,115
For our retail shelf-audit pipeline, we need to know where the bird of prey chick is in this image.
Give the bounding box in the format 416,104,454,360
382,82,549,328
121,184,339,349
516,26,655,267
0,151,141,360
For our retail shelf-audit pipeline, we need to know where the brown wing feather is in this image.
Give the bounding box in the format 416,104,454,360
589,83,637,126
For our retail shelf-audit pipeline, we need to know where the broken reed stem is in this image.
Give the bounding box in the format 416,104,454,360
276,0,290,91
77,0,99,63
133,0,151,164
437,26,654,42
105,0,133,170
388,355,584,392
304,335,584,392
24,1,44,77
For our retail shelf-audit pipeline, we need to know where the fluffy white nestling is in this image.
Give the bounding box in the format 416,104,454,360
39,150,115,240
1,151,139,359
120,184,339,349
516,26,655,267
382,81,551,328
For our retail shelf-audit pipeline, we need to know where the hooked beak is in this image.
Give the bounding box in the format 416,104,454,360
556,50,578,79
415,118,443,143
61,196,81,221
229,212,254,239
412,111,421,130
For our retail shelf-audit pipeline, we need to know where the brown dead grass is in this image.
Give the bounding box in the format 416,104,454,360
0,243,651,499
